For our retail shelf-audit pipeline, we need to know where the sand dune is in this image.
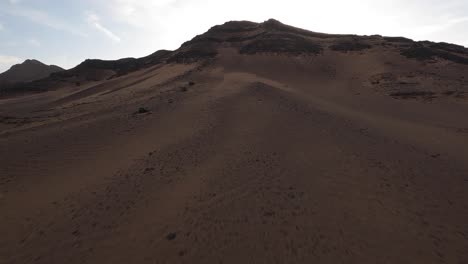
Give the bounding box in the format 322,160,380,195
1,19,468,263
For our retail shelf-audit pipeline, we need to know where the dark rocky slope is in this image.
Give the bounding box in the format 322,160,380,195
2,19,468,95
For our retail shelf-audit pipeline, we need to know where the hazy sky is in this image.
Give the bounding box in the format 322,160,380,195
1,0,468,72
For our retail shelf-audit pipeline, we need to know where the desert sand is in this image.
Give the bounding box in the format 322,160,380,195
1,20,468,263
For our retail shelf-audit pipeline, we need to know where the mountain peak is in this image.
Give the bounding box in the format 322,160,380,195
263,18,283,25
23,59,43,65
0,59,64,84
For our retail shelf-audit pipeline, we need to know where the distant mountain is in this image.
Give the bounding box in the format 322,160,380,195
2,19,468,96
0,51,173,95
0,59,64,84
53,49,172,82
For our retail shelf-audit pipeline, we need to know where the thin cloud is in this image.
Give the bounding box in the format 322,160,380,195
0,41,18,47
462,40,468,48
28,38,41,47
0,55,21,64
110,0,186,28
7,7,87,37
86,12,121,42
0,55,22,73
416,16,468,35
0,22,4,31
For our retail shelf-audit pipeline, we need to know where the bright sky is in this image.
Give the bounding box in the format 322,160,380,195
1,0,468,72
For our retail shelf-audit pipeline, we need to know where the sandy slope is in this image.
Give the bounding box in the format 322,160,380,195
1,46,468,264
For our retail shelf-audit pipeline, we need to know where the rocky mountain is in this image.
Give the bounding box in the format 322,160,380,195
0,59,63,84
3,19,468,97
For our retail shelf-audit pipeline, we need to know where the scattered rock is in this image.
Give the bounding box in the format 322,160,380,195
144,167,155,173
188,81,195,86
263,211,275,217
137,107,149,114
167,43,218,63
390,91,436,100
180,86,188,92
240,32,322,55
330,40,371,52
401,43,468,65
166,232,177,241
383,36,414,43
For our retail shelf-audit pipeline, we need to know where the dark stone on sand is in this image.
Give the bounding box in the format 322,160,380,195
138,107,149,114
166,232,177,241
